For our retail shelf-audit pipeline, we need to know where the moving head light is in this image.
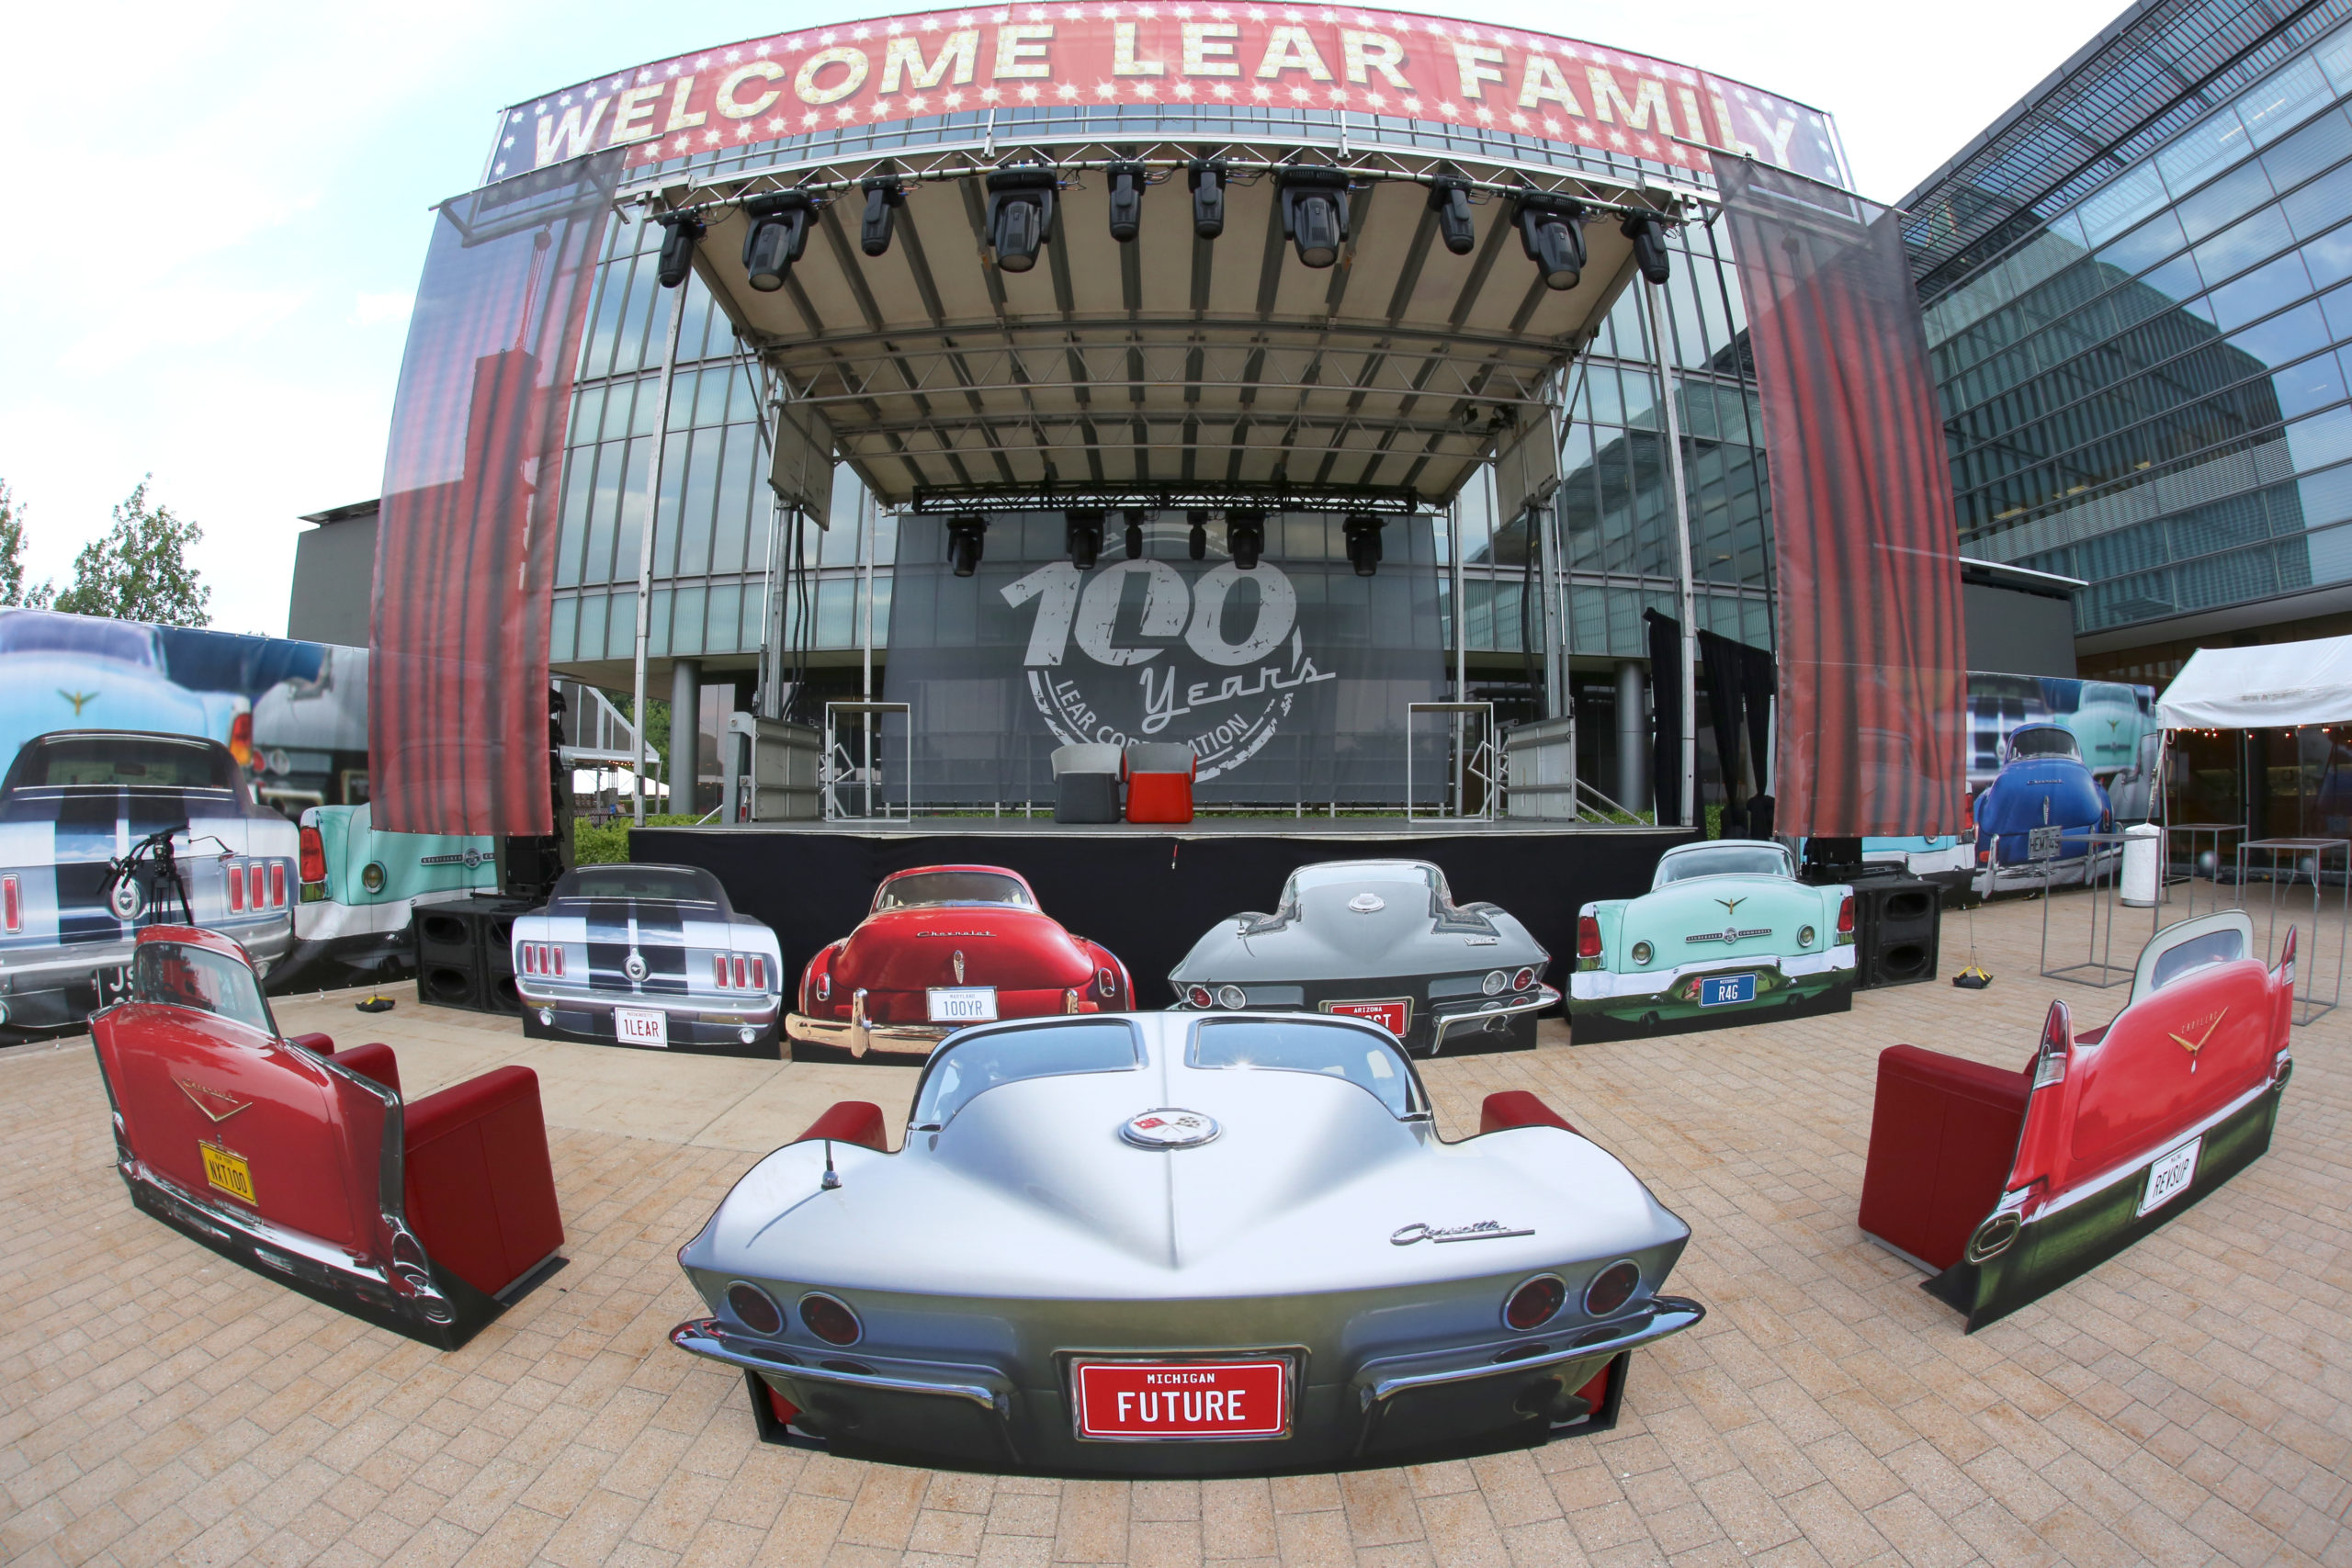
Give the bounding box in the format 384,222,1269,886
1623,213,1673,286
1429,178,1476,257
1186,509,1210,561
860,176,904,257
1226,509,1267,570
1105,162,1147,243
1066,509,1106,570
653,212,705,289
946,513,988,577
1277,168,1351,268
1123,509,1148,558
741,192,816,293
1513,193,1588,292
1343,513,1385,577
1188,160,1227,240
986,167,1057,274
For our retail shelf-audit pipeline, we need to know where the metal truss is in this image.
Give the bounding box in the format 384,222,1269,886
902,482,1426,515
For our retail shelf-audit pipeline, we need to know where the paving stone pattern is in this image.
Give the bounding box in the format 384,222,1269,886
2,892,2347,1566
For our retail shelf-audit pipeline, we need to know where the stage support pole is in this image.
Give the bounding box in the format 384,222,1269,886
631,279,688,827
1451,496,1467,815
1617,659,1646,813
1646,281,1699,829
671,659,701,817
861,483,876,818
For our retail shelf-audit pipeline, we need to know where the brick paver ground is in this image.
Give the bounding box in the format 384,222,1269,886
3,890,2346,1567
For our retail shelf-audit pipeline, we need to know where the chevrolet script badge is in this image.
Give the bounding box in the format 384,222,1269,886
1120,1108,1221,1149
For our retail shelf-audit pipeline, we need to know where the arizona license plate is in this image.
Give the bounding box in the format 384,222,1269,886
615,1007,670,1047
1071,1359,1290,1440
1324,998,1410,1036
2139,1135,2200,1217
927,987,998,1023
1700,974,1756,1006
199,1142,254,1203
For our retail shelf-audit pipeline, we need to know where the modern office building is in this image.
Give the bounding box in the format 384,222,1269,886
1903,0,2352,693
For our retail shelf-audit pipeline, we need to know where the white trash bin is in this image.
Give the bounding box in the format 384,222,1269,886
2120,822,2163,907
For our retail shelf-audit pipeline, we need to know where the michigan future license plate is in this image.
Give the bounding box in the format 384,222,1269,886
1071,1359,1289,1440
1324,998,1410,1037
2139,1135,2200,1217
615,1007,670,1047
199,1142,254,1204
928,987,999,1022
1700,974,1757,1006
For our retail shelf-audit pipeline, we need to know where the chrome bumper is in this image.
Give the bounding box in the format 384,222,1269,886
515,980,778,1026
1356,1294,1705,1406
1,922,294,994
1430,985,1561,1047
671,1319,1006,1409
786,989,953,1059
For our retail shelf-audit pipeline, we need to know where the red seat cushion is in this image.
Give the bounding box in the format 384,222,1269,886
799,1100,888,1151
1858,1044,2030,1271
1479,1090,1577,1135
334,1042,401,1097
402,1067,564,1298
288,1032,335,1055
1125,773,1194,824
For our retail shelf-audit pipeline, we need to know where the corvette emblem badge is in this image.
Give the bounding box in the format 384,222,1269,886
953,949,966,983
176,1078,251,1123
1120,1108,1221,1149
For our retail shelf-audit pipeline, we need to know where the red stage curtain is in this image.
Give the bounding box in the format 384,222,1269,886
1719,161,1968,839
369,155,617,834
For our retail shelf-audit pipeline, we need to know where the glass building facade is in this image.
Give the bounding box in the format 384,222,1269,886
1904,0,2352,686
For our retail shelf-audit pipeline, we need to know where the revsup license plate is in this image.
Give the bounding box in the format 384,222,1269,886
2139,1135,2200,1217
615,1007,670,1047
927,987,999,1023
199,1142,254,1204
1071,1359,1289,1440
1700,974,1757,1007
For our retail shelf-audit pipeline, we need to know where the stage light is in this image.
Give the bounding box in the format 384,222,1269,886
1226,509,1265,570
741,191,815,292
1514,193,1587,292
1066,509,1106,569
986,167,1057,274
1106,161,1147,243
1343,513,1385,577
1278,168,1351,269
1623,214,1673,285
1187,509,1209,561
653,212,705,289
1124,508,1148,558
860,176,904,257
1429,177,1476,256
1188,160,1227,240
947,513,988,577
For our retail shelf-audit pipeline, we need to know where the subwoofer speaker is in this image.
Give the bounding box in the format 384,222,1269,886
410,897,535,1014
1852,874,1939,989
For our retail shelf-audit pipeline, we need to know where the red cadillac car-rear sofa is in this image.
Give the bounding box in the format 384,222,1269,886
92,926,565,1348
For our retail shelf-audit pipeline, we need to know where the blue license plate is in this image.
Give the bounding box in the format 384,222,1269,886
1700,974,1756,1007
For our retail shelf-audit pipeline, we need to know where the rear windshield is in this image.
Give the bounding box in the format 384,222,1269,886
131,941,276,1035
1657,845,1790,884
558,864,722,903
911,1020,1139,1128
876,871,1034,910
0,613,155,665
6,736,236,791
2150,927,2245,991
2009,728,2080,760
1189,1018,1422,1118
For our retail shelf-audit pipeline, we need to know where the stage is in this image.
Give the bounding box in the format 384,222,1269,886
633,818,1695,1010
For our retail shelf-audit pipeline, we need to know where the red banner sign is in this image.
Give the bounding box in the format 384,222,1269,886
492,6,1843,191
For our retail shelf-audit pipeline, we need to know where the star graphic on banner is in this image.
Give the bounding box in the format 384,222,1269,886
872,100,891,117
1474,105,1494,123
1399,95,1420,115
1638,136,1657,155
1172,79,1194,96
503,135,514,148
1251,83,1272,101
802,110,821,127
704,127,720,143
738,121,757,138
666,62,681,76
1541,117,1562,137
1435,99,1456,117
493,162,507,175
695,54,710,68
726,48,741,62
1509,110,1529,130
1608,129,1627,146
922,14,943,27
766,116,787,132
1363,89,1385,110
1327,87,1347,106
836,104,859,121
1288,85,1309,103
1247,4,1267,18
559,92,573,106
980,85,1002,102
1056,81,1079,99
944,88,966,107
1211,81,1233,98
1063,4,1084,17
1134,81,1157,97
1019,83,1042,100
852,26,872,39
1094,80,1116,98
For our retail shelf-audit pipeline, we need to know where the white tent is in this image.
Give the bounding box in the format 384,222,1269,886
572,768,667,799
2156,635,2352,729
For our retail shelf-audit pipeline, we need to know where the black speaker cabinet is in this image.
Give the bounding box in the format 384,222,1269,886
1852,874,1940,989
411,897,535,1014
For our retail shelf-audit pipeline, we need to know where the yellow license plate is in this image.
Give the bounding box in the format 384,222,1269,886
199,1142,255,1204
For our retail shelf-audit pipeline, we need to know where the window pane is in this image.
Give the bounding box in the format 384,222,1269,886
606,591,637,659
2079,164,2167,244
2263,105,2352,192
2239,56,2333,147
2196,204,2293,280
2305,221,2352,289
2158,108,2254,195
671,585,707,657
2178,161,2277,245
712,424,755,575
2209,253,2315,331
549,595,579,662
2284,163,2352,240
707,583,743,652
2227,300,2326,369
2097,209,2187,276
2273,350,2346,419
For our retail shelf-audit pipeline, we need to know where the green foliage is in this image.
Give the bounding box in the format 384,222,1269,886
613,694,673,774
51,478,210,626
572,814,702,865
0,480,55,608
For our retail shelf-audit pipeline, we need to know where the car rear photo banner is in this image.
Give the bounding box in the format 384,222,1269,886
371,152,620,837
1719,159,1969,840
882,513,1447,807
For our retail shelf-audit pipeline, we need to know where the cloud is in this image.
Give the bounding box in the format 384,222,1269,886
352,292,416,329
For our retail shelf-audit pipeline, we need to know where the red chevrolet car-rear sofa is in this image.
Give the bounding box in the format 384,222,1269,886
93,927,565,1348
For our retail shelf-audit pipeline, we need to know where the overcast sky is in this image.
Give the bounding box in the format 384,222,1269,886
0,0,2127,637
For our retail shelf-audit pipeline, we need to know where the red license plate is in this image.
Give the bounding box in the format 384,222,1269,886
1324,998,1410,1037
1070,1359,1290,1440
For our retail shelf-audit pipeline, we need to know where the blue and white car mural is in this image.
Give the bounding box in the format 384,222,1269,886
1969,723,2115,895
0,610,253,770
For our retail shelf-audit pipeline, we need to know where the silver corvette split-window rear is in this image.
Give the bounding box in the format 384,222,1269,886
1189,1018,1425,1119
911,1019,1142,1129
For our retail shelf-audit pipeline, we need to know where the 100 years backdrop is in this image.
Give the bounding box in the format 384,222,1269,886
882,513,1447,807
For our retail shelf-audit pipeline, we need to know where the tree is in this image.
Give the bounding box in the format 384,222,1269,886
0,480,55,609
52,478,211,626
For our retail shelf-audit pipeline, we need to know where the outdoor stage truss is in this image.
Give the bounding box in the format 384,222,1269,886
618,135,1704,512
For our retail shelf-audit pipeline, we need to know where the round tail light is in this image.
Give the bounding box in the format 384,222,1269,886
1583,1260,1640,1317
726,1281,783,1335
1511,967,1536,992
1482,970,1508,995
1504,1275,1566,1330
1187,985,1214,1009
797,1292,863,1346
1631,941,1653,965
1216,984,1247,1010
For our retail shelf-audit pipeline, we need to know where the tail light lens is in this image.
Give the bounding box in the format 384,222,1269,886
798,1292,862,1346
1837,895,1855,935
523,945,537,975
298,827,325,885
227,862,245,912
1216,984,1247,1010
1584,1259,1640,1316
1577,915,1601,959
1097,966,1116,998
714,954,729,987
248,863,265,910
733,955,748,989
1504,1275,1566,1330
1187,985,1214,1009
551,945,564,977
269,863,286,908
1511,967,1536,992
751,956,765,990
816,969,831,1001
2,874,17,933
727,1281,784,1335
229,711,254,767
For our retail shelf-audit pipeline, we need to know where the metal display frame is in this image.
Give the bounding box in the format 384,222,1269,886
2233,837,2349,1025
2040,831,2134,989
2162,821,2246,925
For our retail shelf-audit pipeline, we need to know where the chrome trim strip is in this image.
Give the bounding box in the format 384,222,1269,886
786,1010,951,1057
1360,1296,1704,1404
669,1319,1003,1410
520,981,777,1024
2020,1075,2281,1222
1430,985,1560,1043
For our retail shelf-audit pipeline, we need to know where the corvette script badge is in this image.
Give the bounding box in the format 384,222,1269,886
1390,1220,1535,1245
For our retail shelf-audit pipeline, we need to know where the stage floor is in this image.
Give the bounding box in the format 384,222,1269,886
6,890,2344,1565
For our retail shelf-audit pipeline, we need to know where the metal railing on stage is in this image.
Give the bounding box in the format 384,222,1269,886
823,702,910,821
1405,703,1495,823
2234,837,2349,1025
